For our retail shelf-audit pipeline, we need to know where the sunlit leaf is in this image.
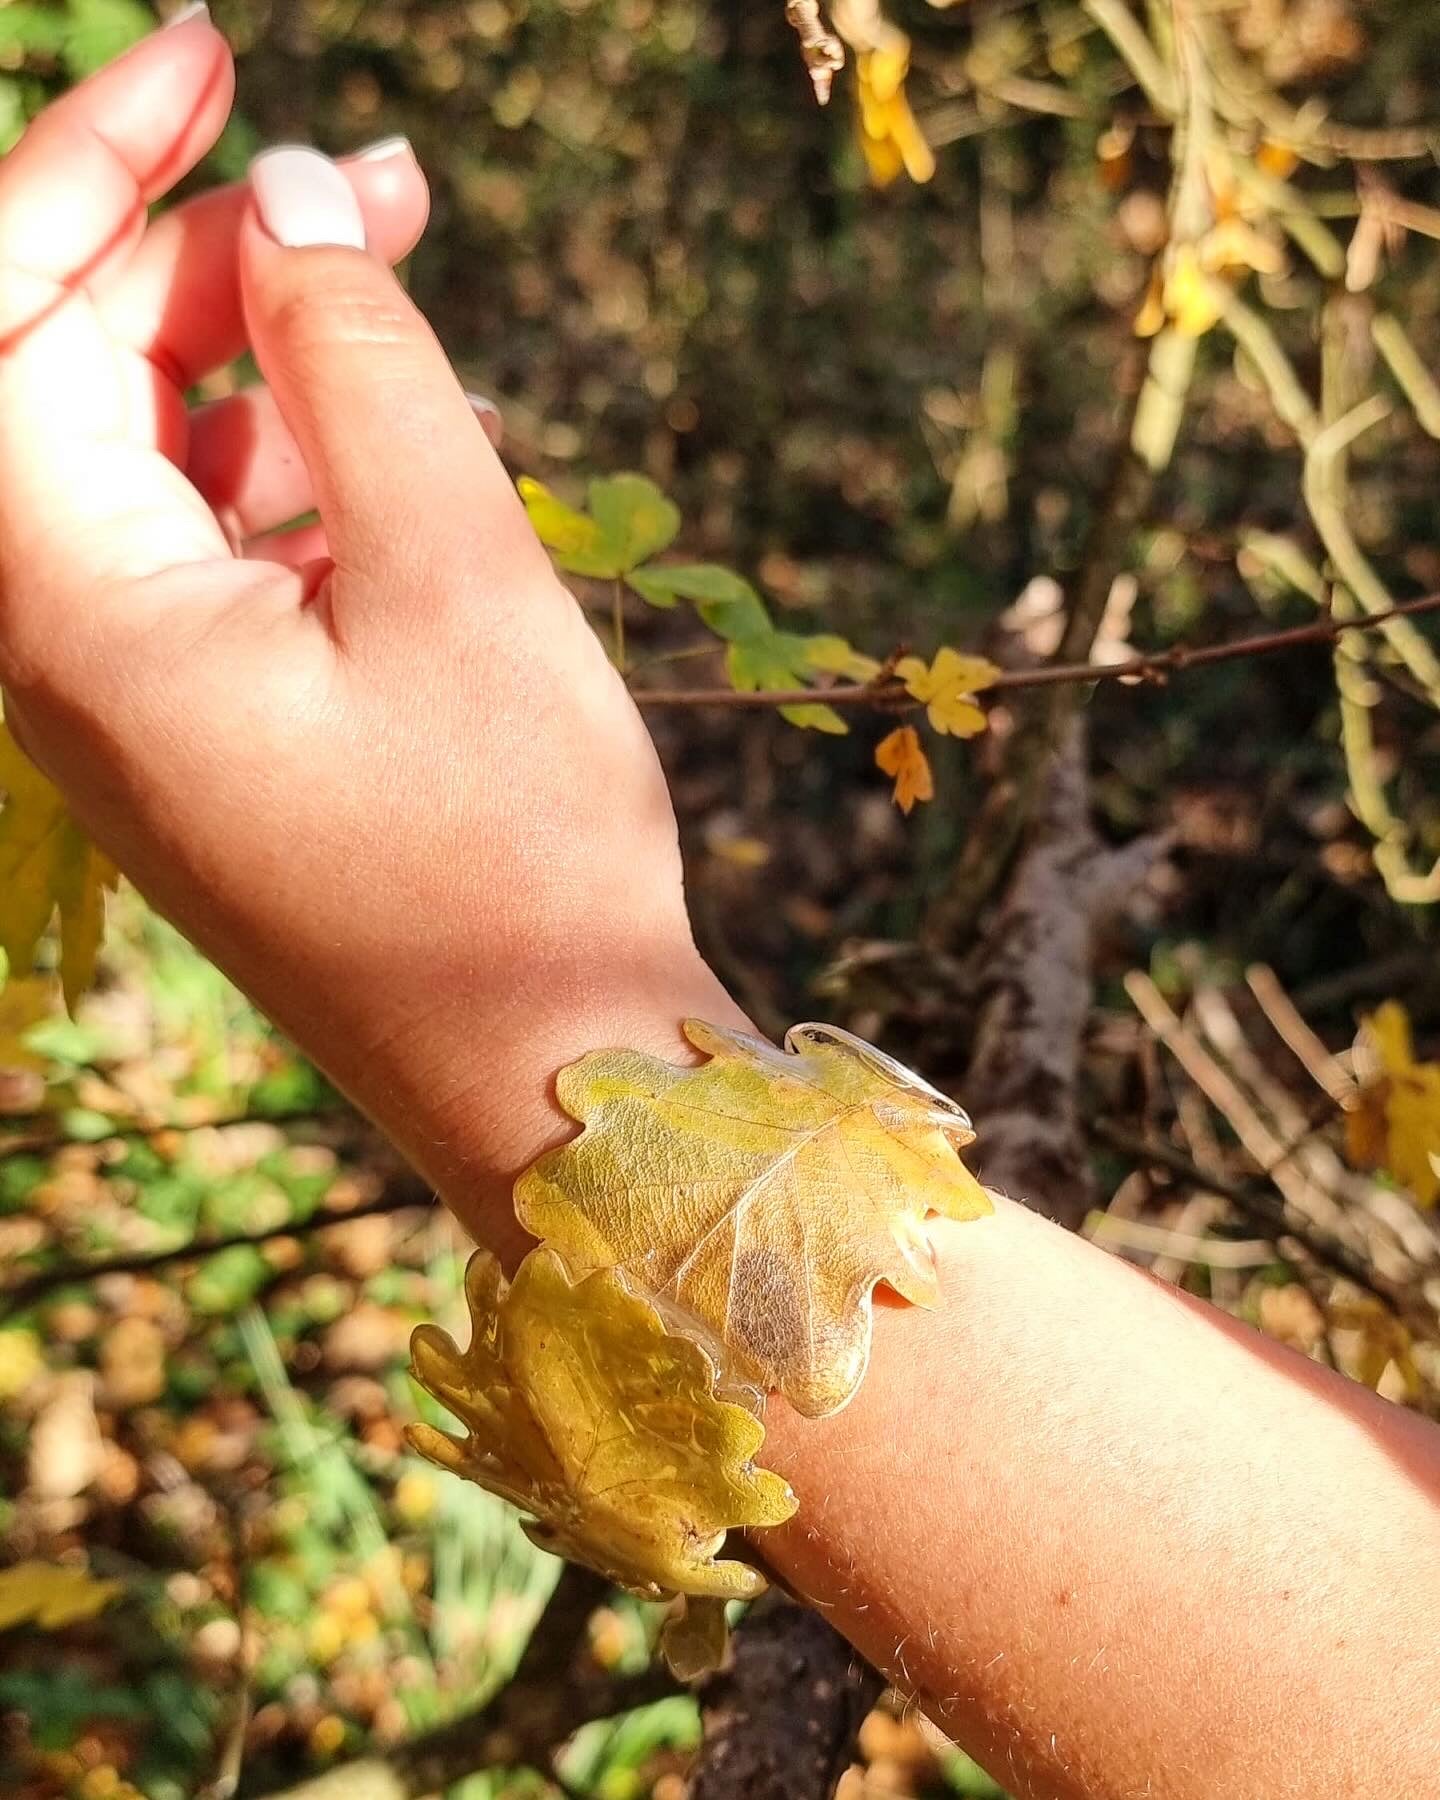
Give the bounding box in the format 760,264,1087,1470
519,473,680,579
805,634,883,681
661,1594,731,1681
1345,1001,1440,1208
587,474,681,570
875,724,934,814
407,1247,796,1597
515,1019,990,1417
0,723,117,1011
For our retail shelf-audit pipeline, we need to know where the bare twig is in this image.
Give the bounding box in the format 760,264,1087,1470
633,591,1440,710
688,1594,883,1800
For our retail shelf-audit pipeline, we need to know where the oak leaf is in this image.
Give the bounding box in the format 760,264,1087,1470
0,724,117,1009
515,1020,990,1418
875,724,934,815
894,647,999,737
407,1247,795,1599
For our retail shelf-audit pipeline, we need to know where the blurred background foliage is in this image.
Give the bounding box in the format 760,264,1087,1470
0,0,1438,1794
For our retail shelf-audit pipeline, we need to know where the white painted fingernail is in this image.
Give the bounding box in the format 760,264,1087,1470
164,2,210,26
250,146,367,251
351,135,414,164
466,392,503,446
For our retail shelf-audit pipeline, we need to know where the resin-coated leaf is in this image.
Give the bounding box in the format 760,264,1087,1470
406,1247,795,1600
516,1021,991,1418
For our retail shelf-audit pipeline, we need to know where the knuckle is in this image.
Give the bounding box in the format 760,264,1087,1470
268,271,424,371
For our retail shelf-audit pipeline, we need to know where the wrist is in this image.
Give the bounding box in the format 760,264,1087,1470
345,941,754,1262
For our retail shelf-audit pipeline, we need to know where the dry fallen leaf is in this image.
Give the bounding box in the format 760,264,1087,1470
875,725,935,815
0,1560,123,1631
1345,1001,1440,1208
407,1247,795,1599
516,1020,990,1417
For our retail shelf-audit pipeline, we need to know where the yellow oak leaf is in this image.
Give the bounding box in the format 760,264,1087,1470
0,724,117,1010
893,647,999,737
661,1594,731,1681
515,1020,990,1418
407,1247,795,1599
875,724,934,815
1345,1001,1440,1208
0,1561,123,1631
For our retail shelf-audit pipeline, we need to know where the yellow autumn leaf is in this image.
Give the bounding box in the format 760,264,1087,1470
1345,1001,1440,1208
894,647,999,737
805,634,883,682
1199,217,1285,278
855,44,935,188
0,1329,44,1402
407,1246,796,1598
0,1561,123,1630
1163,244,1226,338
0,976,56,1074
661,1593,731,1681
515,1020,990,1417
875,724,934,814
0,724,117,1010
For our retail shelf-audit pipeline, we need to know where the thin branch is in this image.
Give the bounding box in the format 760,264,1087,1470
632,591,1440,711
0,1174,436,1313
1092,1120,1396,1309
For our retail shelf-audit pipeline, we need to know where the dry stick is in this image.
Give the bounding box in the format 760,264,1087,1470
633,590,1440,710
250,1565,677,1800
688,1595,884,1800
1091,1120,1399,1311
1124,972,1354,1239
0,1173,436,1314
1245,964,1356,1105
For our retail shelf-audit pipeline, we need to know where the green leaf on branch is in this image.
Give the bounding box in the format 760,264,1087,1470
727,632,848,734
587,473,680,569
625,562,771,637
0,723,117,1011
518,472,679,578
805,634,883,681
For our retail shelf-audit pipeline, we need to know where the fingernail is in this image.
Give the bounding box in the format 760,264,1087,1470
467,392,503,447
351,135,414,164
250,146,367,251
164,2,210,25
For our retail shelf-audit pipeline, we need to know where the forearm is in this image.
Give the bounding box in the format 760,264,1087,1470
764,1201,1440,1799
400,990,1440,1800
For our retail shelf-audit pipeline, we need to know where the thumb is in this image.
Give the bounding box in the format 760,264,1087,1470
239,146,545,632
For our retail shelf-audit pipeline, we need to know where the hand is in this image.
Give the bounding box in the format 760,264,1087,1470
0,12,742,1243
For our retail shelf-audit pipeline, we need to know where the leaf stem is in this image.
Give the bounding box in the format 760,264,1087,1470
612,577,627,673
630,591,1440,711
